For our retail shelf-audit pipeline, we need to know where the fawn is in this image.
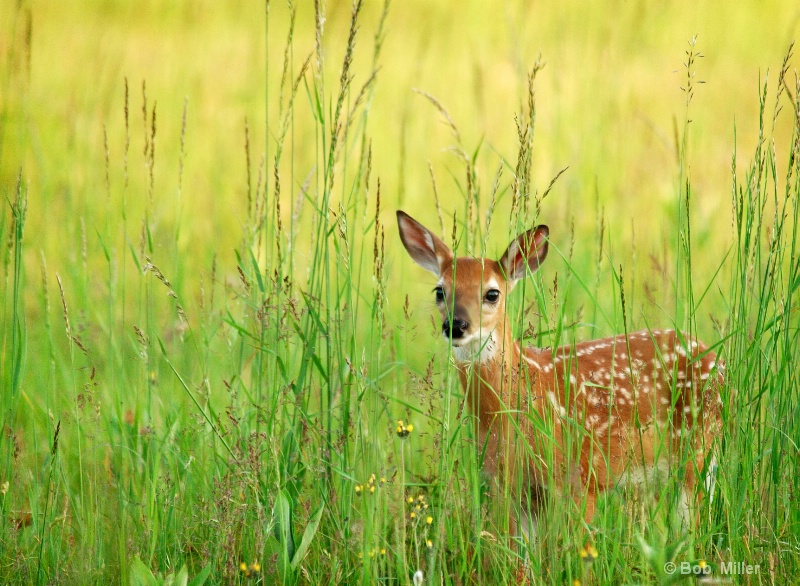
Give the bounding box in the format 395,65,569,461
397,210,723,536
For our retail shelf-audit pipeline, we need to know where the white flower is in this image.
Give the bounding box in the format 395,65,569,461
413,570,424,586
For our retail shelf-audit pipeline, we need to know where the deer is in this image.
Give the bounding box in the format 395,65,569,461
396,210,723,539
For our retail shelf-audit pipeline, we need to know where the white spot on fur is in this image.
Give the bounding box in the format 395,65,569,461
616,460,670,489
521,353,542,369
594,420,611,435
547,392,566,417
705,455,718,504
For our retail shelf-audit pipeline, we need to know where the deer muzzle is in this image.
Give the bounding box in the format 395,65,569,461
442,317,469,340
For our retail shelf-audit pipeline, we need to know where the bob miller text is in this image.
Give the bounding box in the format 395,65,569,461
721,561,760,575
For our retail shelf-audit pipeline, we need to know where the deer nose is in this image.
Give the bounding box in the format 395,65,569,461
443,318,469,339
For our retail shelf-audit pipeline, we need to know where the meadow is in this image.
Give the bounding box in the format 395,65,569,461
1,0,799,584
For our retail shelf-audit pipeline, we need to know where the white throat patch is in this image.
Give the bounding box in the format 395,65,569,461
453,331,499,363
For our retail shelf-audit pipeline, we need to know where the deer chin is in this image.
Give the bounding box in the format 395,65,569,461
452,331,498,363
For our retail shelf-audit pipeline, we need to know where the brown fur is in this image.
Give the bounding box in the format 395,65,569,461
397,210,723,531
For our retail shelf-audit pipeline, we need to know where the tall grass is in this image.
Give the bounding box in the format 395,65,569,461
1,1,799,584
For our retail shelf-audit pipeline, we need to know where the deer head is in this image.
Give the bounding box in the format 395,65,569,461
397,210,548,357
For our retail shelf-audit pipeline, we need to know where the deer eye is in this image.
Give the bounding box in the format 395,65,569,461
434,286,445,303
484,289,501,303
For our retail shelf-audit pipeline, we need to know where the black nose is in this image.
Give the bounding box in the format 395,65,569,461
442,318,469,339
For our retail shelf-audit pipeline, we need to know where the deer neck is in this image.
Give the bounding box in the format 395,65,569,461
453,317,520,426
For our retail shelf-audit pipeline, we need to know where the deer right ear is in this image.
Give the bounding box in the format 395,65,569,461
499,225,549,281
396,211,453,276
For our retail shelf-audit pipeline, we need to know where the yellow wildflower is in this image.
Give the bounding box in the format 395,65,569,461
397,420,414,438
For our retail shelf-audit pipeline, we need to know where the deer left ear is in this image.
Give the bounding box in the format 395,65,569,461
396,210,453,276
499,225,549,281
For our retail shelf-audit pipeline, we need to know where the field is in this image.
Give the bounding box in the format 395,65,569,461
1,0,799,584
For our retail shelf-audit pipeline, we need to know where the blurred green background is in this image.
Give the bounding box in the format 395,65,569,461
3,0,798,276
1,1,799,582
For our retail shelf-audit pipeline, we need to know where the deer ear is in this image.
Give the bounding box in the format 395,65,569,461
396,211,453,276
499,225,549,281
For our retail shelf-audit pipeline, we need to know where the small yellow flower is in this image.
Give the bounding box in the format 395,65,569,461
426,539,433,548
355,484,363,496
572,581,581,586
397,420,413,438
410,511,416,519
369,485,376,494
380,548,386,555
698,560,707,569
240,562,260,579
417,495,425,502
426,516,433,525
580,543,598,563
407,496,414,504
380,477,387,485
0,481,8,496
